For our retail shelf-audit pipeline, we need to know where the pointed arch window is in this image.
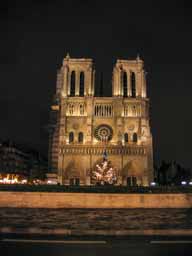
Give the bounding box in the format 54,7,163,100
131,72,136,97
70,71,75,96
78,132,83,143
124,133,128,143
69,132,74,143
122,71,128,97
133,132,137,143
79,72,84,96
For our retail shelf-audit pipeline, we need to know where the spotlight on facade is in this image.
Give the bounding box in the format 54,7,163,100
181,181,187,185
150,182,156,186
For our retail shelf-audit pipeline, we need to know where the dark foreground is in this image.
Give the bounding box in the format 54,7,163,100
1,234,192,256
0,184,192,193
1,208,192,255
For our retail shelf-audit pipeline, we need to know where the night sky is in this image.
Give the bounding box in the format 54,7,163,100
1,0,192,168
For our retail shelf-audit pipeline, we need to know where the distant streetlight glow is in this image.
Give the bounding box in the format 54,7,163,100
47,180,57,185
181,181,187,185
150,182,156,186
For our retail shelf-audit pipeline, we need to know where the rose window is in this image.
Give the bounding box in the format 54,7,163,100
94,124,113,141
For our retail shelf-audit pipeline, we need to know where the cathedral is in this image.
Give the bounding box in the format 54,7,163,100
48,54,153,186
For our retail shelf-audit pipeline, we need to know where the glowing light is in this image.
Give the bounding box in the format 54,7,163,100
51,105,59,111
189,181,192,186
181,181,187,185
92,159,117,185
0,174,27,184
150,182,156,186
47,180,57,185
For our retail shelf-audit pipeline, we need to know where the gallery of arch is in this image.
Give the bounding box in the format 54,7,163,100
49,54,153,186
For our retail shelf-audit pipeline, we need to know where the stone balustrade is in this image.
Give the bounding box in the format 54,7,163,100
59,145,146,155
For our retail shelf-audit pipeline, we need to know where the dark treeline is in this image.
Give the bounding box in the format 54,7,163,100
154,161,192,186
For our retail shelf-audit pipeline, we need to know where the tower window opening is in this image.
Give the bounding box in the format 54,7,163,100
79,72,84,96
122,71,128,97
131,72,136,97
70,71,76,96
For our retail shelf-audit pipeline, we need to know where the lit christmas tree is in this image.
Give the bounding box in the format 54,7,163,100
92,150,117,185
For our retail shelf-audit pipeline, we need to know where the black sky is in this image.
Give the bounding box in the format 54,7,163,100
1,0,192,168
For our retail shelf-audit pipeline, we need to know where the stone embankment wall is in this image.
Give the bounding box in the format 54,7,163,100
0,192,191,208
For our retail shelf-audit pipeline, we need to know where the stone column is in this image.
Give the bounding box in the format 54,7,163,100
59,100,67,144
122,177,127,186
127,70,132,97
136,69,142,97
116,176,123,185
112,67,119,96
136,59,144,97
57,152,64,184
142,175,149,186
86,97,93,143
62,65,69,97
67,70,71,96
91,69,95,96
86,176,91,185
87,69,92,96
142,70,147,98
119,68,122,96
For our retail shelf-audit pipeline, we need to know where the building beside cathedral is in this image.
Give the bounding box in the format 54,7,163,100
48,54,153,186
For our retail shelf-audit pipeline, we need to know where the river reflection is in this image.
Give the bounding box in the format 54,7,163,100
0,208,192,230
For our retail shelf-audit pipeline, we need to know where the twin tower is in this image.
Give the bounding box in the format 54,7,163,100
56,53,147,98
49,54,153,186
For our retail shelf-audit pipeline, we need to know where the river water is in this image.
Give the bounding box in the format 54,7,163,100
0,208,192,230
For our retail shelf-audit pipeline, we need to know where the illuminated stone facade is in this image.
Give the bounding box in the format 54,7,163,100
49,54,153,186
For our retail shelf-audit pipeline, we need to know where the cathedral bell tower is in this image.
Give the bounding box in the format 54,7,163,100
59,53,95,97
112,55,146,98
